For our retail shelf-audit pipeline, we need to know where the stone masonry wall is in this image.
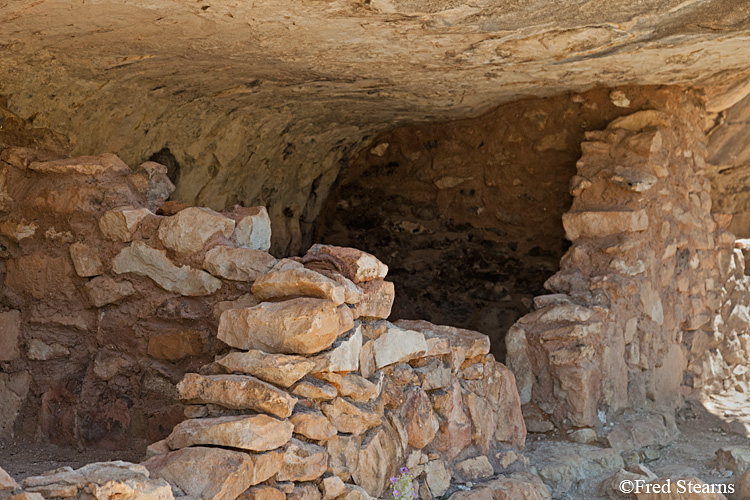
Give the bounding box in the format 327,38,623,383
506,89,750,431
0,100,540,500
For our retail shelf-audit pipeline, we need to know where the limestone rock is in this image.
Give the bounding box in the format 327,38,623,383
351,280,394,319
321,476,346,500
287,484,321,500
291,377,338,401
177,373,298,418
394,320,490,368
0,310,21,362
99,207,151,242
454,456,494,482
146,439,171,458
203,246,277,281
113,242,222,296
69,242,104,277
218,298,351,355
9,493,45,500
252,268,346,305
304,245,388,284
430,380,471,461
23,461,173,500
29,153,130,175
415,358,451,390
321,397,382,435
311,324,362,373
425,460,451,497
275,438,329,482
562,210,649,240
130,161,175,211
326,434,361,482
85,276,136,307
237,485,286,500
231,206,272,252
0,466,18,493
216,350,315,388
373,324,427,369
289,407,337,441
158,207,235,254
314,372,379,403
165,415,293,452
401,387,438,449
213,293,260,321
144,447,270,500
352,425,402,498
483,473,552,500
337,485,375,500
0,218,36,242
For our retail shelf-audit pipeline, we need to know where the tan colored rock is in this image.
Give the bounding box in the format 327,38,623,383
415,358,451,390
69,242,104,277
0,465,18,492
85,275,136,307
505,324,533,404
10,493,44,500
237,485,286,500
99,207,152,242
0,218,36,242
373,324,427,369
484,472,552,500
231,206,272,252
351,280,394,319
275,438,328,482
165,414,293,452
290,407,337,441
23,461,173,500
352,425,402,498
321,397,382,435
218,298,350,355
177,373,298,418
148,330,207,361
562,210,649,240
430,380,471,460
113,242,222,295
0,310,21,362
213,293,260,321
311,324,362,373
252,267,346,305
287,483,321,500
314,372,379,403
329,273,364,305
321,476,346,500
608,110,670,132
337,485,375,500
144,447,270,500
326,434,361,482
425,460,451,497
146,439,171,458
158,207,235,254
291,377,338,401
304,245,388,283
735,470,750,500
26,339,70,360
29,153,130,175
454,456,494,482
394,320,491,365
401,387,438,449
203,246,277,281
216,350,315,388
359,340,376,379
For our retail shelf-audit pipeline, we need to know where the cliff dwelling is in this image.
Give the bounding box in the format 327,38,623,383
2,1,750,500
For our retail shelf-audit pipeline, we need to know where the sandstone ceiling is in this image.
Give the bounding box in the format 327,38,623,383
2,0,750,253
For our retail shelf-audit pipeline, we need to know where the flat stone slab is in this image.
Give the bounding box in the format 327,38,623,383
177,373,298,418
165,414,293,452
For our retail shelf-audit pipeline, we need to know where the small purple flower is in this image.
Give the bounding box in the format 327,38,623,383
400,467,409,474
411,493,417,498
393,490,400,497
390,477,398,484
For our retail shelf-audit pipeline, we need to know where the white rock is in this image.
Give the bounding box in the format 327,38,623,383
99,207,152,242
373,324,427,369
233,206,272,252
203,246,277,281
158,207,235,254
113,241,222,296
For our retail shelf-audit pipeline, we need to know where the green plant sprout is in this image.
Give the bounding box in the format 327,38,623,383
389,467,418,500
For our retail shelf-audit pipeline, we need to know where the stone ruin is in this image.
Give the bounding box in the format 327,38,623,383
0,104,547,500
